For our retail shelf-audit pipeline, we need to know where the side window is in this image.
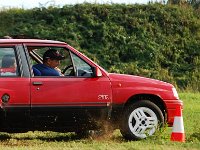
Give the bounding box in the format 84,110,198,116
0,47,18,77
28,46,93,77
71,53,94,77
28,46,74,77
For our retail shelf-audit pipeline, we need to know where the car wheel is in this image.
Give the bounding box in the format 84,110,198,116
120,100,164,140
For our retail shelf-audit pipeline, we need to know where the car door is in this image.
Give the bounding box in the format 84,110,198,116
29,46,112,120
0,45,30,128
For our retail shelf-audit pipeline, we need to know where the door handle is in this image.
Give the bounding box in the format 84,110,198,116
32,81,43,85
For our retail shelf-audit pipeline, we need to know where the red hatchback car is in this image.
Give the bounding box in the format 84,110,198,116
0,39,183,140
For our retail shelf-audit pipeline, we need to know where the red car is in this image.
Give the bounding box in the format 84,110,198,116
0,39,183,140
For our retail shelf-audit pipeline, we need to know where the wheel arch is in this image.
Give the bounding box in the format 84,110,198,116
124,94,167,120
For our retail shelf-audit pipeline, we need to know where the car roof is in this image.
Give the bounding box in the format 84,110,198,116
0,39,66,45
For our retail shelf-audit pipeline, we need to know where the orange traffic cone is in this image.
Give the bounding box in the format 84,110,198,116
170,106,185,142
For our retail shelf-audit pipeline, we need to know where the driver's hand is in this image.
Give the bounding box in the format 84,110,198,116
55,67,64,76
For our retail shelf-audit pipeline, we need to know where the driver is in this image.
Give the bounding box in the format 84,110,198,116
33,49,65,76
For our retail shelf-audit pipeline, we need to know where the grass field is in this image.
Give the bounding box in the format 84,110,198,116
0,93,200,150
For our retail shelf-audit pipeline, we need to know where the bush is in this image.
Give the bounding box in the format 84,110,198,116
0,3,200,91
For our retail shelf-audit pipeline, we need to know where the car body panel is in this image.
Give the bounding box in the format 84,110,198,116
30,76,112,107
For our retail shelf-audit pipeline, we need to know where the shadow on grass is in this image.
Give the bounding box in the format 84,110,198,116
188,132,200,142
0,131,124,142
0,133,86,142
0,133,11,141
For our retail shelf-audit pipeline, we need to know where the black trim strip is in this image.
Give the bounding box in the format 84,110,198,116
2,102,109,108
32,102,109,105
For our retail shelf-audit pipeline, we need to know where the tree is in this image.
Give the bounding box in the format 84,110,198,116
187,0,200,8
167,0,187,4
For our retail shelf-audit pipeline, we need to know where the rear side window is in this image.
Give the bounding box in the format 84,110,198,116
0,47,19,77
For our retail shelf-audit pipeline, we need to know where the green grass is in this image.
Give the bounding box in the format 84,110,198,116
0,92,200,150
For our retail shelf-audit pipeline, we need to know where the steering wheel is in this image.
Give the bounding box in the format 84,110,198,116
62,65,74,76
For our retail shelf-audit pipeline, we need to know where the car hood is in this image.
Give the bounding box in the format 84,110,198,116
108,73,173,90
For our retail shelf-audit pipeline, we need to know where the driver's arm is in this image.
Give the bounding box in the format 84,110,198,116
55,67,64,76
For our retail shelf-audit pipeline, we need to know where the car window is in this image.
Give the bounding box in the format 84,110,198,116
28,46,94,77
71,53,94,77
0,47,19,77
28,47,71,76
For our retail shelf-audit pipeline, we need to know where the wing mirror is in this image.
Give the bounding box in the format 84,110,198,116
95,67,102,77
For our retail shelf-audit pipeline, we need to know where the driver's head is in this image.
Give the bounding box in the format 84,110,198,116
43,49,65,68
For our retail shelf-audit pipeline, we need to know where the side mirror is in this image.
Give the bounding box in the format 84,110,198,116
95,67,102,77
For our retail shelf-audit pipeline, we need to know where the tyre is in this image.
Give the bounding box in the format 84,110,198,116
120,100,164,140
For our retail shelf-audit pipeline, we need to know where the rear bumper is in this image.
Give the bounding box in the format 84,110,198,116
165,99,183,126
